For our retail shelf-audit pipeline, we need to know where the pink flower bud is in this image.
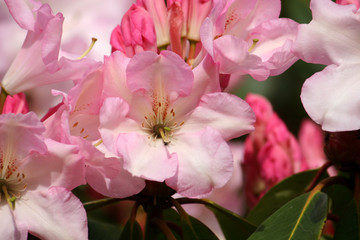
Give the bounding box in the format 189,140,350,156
243,94,305,208
2,93,29,114
111,4,157,57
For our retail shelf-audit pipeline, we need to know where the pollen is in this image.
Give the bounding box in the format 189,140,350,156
0,155,27,210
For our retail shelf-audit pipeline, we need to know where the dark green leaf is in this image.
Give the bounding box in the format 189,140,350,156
145,208,218,240
248,192,328,240
205,200,257,240
120,219,143,240
88,219,122,240
247,169,328,225
333,199,360,240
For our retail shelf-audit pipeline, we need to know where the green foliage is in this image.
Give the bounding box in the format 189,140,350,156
119,218,143,240
247,169,327,225
333,199,360,240
248,192,328,240
88,219,122,240
205,200,257,240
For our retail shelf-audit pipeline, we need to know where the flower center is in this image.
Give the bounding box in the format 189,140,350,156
141,95,184,145
0,157,27,210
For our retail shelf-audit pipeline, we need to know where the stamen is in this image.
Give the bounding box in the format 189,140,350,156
93,139,103,147
248,39,259,52
77,38,98,59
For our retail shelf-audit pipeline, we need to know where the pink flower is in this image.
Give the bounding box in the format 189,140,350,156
200,0,298,80
1,0,97,95
0,113,87,239
43,67,146,198
242,94,306,208
293,0,360,131
298,119,326,170
110,4,157,57
99,50,255,197
1,93,28,114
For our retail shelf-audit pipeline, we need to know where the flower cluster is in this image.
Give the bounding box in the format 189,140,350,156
1,0,358,238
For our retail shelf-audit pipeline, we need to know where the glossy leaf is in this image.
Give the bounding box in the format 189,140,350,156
205,200,257,240
248,192,328,240
247,169,327,225
120,218,143,240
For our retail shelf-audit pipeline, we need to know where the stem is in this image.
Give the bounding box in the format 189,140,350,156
83,196,136,212
170,198,191,224
306,161,333,192
152,218,177,240
311,176,350,193
176,197,257,227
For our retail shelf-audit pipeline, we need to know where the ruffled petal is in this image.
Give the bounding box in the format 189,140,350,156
15,188,87,240
293,0,360,65
181,92,255,140
21,139,86,191
301,64,360,131
115,133,178,182
249,18,299,76
126,50,194,100
166,127,233,198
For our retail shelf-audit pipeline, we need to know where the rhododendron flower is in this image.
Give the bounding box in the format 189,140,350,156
99,50,255,197
43,68,146,198
0,113,87,239
200,0,298,80
1,0,97,95
243,94,307,208
293,0,360,131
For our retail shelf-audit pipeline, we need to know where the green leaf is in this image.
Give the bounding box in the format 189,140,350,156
120,218,143,240
145,208,219,240
205,200,257,240
333,199,360,240
88,219,122,240
163,208,219,240
248,192,328,240
247,169,327,225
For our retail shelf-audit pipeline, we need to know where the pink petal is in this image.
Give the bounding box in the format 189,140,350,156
181,92,255,140
21,139,86,191
86,156,146,198
0,205,27,240
213,35,269,80
249,18,299,76
301,64,360,131
4,0,39,31
166,127,233,198
126,50,194,100
15,187,87,240
115,133,178,182
0,113,47,159
293,0,360,65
